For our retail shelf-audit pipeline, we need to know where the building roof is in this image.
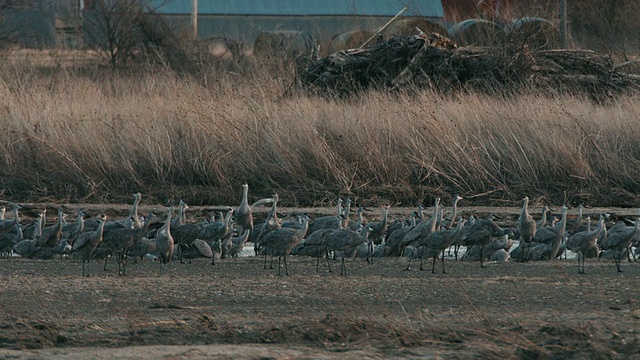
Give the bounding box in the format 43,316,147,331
149,0,444,18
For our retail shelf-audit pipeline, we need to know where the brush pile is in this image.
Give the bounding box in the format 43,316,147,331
297,33,640,102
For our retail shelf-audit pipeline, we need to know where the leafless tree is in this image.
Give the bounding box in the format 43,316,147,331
0,0,29,46
83,0,156,68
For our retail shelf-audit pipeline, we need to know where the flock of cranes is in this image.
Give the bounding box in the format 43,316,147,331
0,184,639,277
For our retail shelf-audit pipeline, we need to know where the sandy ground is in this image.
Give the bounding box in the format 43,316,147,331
1,254,640,359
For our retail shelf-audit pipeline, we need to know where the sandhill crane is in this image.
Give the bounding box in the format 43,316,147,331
171,200,189,228
130,193,143,228
37,207,65,248
72,214,107,277
491,236,513,263
307,198,343,235
463,234,513,262
460,216,513,268
235,184,254,234
364,205,390,246
415,204,426,223
361,205,390,262
156,207,175,275
0,204,21,236
348,207,366,232
171,222,202,263
324,225,371,276
258,216,310,276
12,237,36,258
518,197,537,261
182,239,213,260
600,217,639,272
561,214,590,259
419,217,466,273
53,238,73,258
0,221,22,257
254,194,281,257
22,210,45,240
100,212,156,275
596,214,610,256
293,228,332,272
536,206,550,228
62,210,85,246
280,214,306,230
225,229,250,258
199,208,234,264
127,237,157,263
532,206,568,260
403,198,440,270
385,212,418,257
441,195,463,230
566,213,605,274
566,204,584,235
338,197,351,230
441,195,462,256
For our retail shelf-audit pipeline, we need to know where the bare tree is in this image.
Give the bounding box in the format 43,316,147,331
0,0,29,47
83,0,153,68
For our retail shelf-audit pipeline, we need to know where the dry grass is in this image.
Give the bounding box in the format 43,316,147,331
0,54,638,207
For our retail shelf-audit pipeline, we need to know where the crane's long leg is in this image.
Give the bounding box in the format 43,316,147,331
616,251,623,272
432,255,437,274
326,250,333,273
277,256,281,276
578,251,583,274
404,257,413,271
480,244,485,268
340,256,346,276
284,255,289,276
441,250,447,274
122,251,128,275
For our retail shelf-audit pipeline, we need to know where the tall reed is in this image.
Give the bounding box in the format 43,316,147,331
0,57,638,206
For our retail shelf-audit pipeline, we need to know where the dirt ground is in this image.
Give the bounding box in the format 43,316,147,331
1,205,640,359
1,254,640,359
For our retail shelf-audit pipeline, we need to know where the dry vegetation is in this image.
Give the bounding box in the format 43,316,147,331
0,54,638,207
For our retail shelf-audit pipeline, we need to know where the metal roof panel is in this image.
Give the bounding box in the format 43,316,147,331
150,0,444,18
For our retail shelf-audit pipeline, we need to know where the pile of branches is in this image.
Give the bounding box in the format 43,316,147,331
297,33,640,102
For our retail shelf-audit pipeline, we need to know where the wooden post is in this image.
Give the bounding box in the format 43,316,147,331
559,0,568,48
191,0,198,40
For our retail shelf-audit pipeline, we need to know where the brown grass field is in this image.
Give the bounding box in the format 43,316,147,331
0,49,639,208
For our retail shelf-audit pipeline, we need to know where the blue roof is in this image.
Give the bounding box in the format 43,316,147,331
149,0,444,18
